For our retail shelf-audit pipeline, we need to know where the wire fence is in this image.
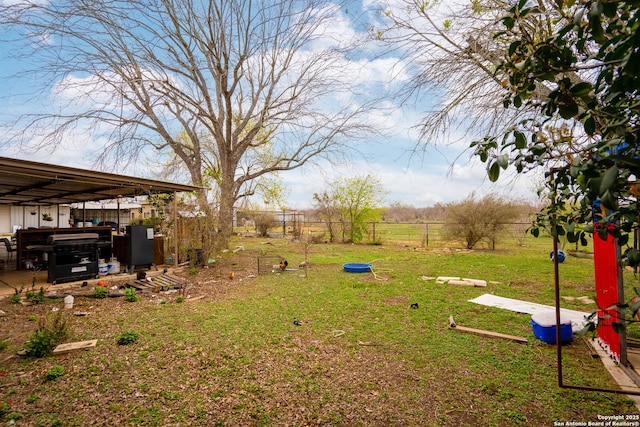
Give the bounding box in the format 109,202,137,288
234,220,545,250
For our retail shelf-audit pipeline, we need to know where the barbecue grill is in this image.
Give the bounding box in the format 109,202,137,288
46,233,111,283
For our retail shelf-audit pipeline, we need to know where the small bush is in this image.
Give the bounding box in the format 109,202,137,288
6,412,23,421
26,287,45,304
26,395,39,404
93,286,108,299
124,288,139,302
24,312,69,358
0,400,10,417
117,331,138,345
0,341,8,351
9,293,21,304
254,213,277,237
176,295,186,303
45,365,65,381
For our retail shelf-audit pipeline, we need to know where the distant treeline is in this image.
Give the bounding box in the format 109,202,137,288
301,201,540,223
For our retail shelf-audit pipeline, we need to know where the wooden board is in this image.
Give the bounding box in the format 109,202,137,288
449,316,528,343
451,325,528,343
627,348,640,368
129,274,186,292
53,339,98,354
128,280,154,291
150,275,185,289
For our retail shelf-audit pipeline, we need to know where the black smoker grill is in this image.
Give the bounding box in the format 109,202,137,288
46,233,111,284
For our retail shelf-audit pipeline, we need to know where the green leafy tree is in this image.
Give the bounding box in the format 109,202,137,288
254,176,289,211
471,0,640,265
443,193,521,249
331,175,386,243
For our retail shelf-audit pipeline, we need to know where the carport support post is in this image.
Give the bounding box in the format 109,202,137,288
116,196,121,234
174,191,178,266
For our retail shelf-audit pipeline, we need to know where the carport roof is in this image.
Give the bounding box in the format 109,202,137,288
0,156,201,206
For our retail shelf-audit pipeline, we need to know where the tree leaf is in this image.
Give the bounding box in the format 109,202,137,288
600,190,618,210
488,162,500,182
503,16,515,30
570,82,592,96
600,165,619,194
590,14,606,43
618,233,629,247
628,249,640,267
612,321,625,334
583,115,596,135
513,95,522,108
497,154,509,169
580,234,588,247
514,131,526,149
558,102,578,119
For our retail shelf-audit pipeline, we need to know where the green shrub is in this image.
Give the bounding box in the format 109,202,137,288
26,287,45,304
124,287,139,302
6,412,23,421
0,341,8,351
9,293,21,304
45,365,65,381
117,331,138,345
0,400,10,417
26,395,39,404
253,213,277,237
93,286,108,299
176,295,186,303
24,312,69,358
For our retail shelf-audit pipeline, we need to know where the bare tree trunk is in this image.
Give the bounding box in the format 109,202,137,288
218,176,236,250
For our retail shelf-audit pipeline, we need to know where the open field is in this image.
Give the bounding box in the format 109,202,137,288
0,234,638,426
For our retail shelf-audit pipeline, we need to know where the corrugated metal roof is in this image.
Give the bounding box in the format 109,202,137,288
0,156,200,206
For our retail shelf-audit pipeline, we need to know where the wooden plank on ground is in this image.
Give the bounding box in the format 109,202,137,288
53,339,98,354
152,276,181,290
130,280,153,291
161,274,186,288
448,316,528,344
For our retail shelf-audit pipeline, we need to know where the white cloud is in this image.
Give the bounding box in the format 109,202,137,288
1,0,541,209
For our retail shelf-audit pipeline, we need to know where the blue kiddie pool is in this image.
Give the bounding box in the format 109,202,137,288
343,262,372,273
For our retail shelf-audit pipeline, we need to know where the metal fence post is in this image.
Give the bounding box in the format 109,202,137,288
425,223,429,247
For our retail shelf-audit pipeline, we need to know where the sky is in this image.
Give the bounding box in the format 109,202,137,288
0,0,542,210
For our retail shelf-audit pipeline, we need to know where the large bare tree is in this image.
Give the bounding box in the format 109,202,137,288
0,0,380,247
370,0,578,149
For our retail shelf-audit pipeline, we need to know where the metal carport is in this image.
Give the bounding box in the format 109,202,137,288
0,156,201,279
